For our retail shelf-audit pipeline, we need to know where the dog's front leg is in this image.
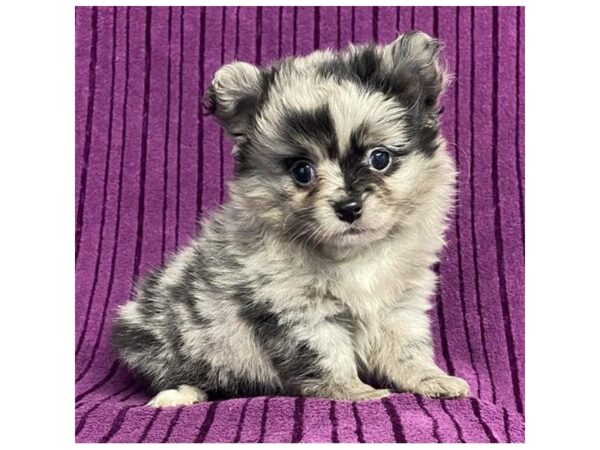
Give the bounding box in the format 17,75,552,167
363,307,469,398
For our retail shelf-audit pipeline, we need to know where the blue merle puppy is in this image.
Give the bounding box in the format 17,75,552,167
112,31,469,407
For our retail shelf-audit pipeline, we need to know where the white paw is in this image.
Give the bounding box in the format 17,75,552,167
147,385,206,408
414,375,470,399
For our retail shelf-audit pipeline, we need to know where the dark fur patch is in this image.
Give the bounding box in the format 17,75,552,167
412,122,440,158
316,44,382,89
326,308,355,334
112,319,162,354
206,376,281,400
139,269,162,298
316,45,403,104
169,268,212,328
331,124,406,196
253,65,278,118
339,151,386,199
163,307,186,356
202,83,218,117
154,357,214,393
235,288,325,390
317,38,444,158
346,43,382,85
280,104,339,160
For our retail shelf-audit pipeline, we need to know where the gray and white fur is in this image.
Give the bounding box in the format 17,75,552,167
112,31,469,407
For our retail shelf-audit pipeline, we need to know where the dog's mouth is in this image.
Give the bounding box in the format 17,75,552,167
342,227,366,235
327,227,375,249
338,224,376,237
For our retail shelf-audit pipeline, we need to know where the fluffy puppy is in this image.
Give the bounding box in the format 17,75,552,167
112,31,469,407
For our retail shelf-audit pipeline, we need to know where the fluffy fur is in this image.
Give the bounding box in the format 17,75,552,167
112,31,469,407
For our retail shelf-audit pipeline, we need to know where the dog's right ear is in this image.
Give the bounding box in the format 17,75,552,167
381,31,447,117
204,62,264,143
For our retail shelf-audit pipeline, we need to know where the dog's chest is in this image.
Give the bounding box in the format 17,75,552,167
326,251,410,318
254,245,418,320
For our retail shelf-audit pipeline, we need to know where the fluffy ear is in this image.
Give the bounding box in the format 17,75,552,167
204,62,264,142
382,31,447,116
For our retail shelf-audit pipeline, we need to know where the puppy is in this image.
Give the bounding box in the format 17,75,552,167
112,31,469,408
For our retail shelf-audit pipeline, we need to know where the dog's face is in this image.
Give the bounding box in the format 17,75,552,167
206,32,453,252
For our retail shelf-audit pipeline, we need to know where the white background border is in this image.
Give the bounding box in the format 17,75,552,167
1,0,599,448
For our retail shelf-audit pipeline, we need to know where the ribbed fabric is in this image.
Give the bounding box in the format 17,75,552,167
75,6,525,443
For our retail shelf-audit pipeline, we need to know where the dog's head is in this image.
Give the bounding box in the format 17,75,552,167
205,31,455,253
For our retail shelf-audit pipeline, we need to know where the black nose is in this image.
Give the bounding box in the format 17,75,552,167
334,199,362,223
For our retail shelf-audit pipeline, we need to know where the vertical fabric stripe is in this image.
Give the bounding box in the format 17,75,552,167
491,5,523,415
131,6,152,283
277,7,283,57
173,8,184,248
373,6,379,41
255,7,263,64
470,398,499,443
336,7,341,48
515,7,524,246
195,402,218,442
160,7,173,264
314,6,320,48
75,7,98,260
196,7,206,222
351,401,365,443
381,397,406,443
291,397,305,443
440,400,465,443
469,6,497,405
233,398,251,442
453,5,482,398
503,407,512,442
161,406,183,442
329,400,339,442
258,397,270,442
414,396,441,442
351,6,355,41
219,8,226,202
138,409,161,442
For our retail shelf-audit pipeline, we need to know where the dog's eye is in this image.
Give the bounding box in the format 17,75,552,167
369,148,391,171
290,161,316,186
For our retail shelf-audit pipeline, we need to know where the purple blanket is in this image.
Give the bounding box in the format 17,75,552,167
75,6,524,443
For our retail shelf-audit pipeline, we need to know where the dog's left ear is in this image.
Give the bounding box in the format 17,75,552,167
381,31,447,116
204,62,264,142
